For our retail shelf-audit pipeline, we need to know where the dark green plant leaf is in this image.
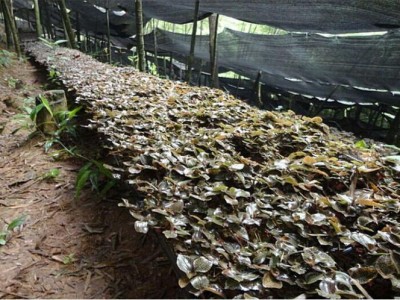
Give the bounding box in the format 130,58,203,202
75,162,93,197
7,215,26,231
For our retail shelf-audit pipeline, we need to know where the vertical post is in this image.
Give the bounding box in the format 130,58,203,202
185,0,200,84
252,71,263,106
43,0,54,39
0,0,12,48
236,74,242,98
135,0,145,72
169,52,174,79
105,0,111,63
84,30,89,53
106,3,111,63
57,0,76,49
61,15,70,47
152,19,159,75
2,0,21,57
197,60,203,86
33,0,43,38
26,9,30,30
163,55,167,78
209,13,219,88
386,108,400,145
75,11,81,44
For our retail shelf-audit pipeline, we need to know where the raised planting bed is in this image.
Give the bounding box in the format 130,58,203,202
26,42,400,299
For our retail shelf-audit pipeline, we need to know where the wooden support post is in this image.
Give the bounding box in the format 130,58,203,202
197,59,203,86
106,0,111,64
43,0,54,39
1,0,21,57
33,0,43,38
84,30,89,53
75,11,80,44
152,19,159,75
236,74,242,98
169,52,174,79
163,55,167,78
252,70,263,106
135,0,145,72
60,14,70,47
386,108,400,145
36,90,68,134
185,0,199,84
208,13,219,88
0,0,12,48
57,0,76,49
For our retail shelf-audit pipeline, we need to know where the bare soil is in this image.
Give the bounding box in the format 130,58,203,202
0,49,180,298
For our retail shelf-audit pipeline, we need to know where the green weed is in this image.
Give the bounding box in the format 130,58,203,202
39,37,68,49
0,49,13,68
41,168,61,181
75,161,116,198
62,253,76,265
0,215,27,246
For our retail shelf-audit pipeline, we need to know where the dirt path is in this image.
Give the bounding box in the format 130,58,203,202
0,50,179,298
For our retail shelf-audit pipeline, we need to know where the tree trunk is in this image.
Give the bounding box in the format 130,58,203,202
135,0,145,72
58,0,76,49
185,0,200,84
2,0,21,57
33,0,43,38
209,13,219,88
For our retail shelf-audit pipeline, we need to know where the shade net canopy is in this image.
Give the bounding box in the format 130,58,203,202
10,0,400,106
14,0,146,40
142,29,400,106
82,0,400,33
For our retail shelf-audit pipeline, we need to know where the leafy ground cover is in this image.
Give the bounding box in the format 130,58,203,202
26,42,400,299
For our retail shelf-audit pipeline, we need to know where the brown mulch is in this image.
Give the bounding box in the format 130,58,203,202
0,49,180,298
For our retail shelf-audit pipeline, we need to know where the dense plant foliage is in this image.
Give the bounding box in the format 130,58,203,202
26,42,400,299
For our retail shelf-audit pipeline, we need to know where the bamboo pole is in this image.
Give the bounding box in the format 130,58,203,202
185,0,200,84
2,0,21,57
33,0,43,38
252,70,263,106
60,14,70,47
197,60,203,86
386,108,400,145
44,0,54,39
135,0,145,72
163,55,167,78
57,0,76,49
106,4,111,63
75,11,80,44
169,52,174,79
152,19,159,75
208,13,219,88
0,0,12,48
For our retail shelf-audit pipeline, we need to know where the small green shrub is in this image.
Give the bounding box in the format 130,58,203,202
0,49,13,68
0,215,27,246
